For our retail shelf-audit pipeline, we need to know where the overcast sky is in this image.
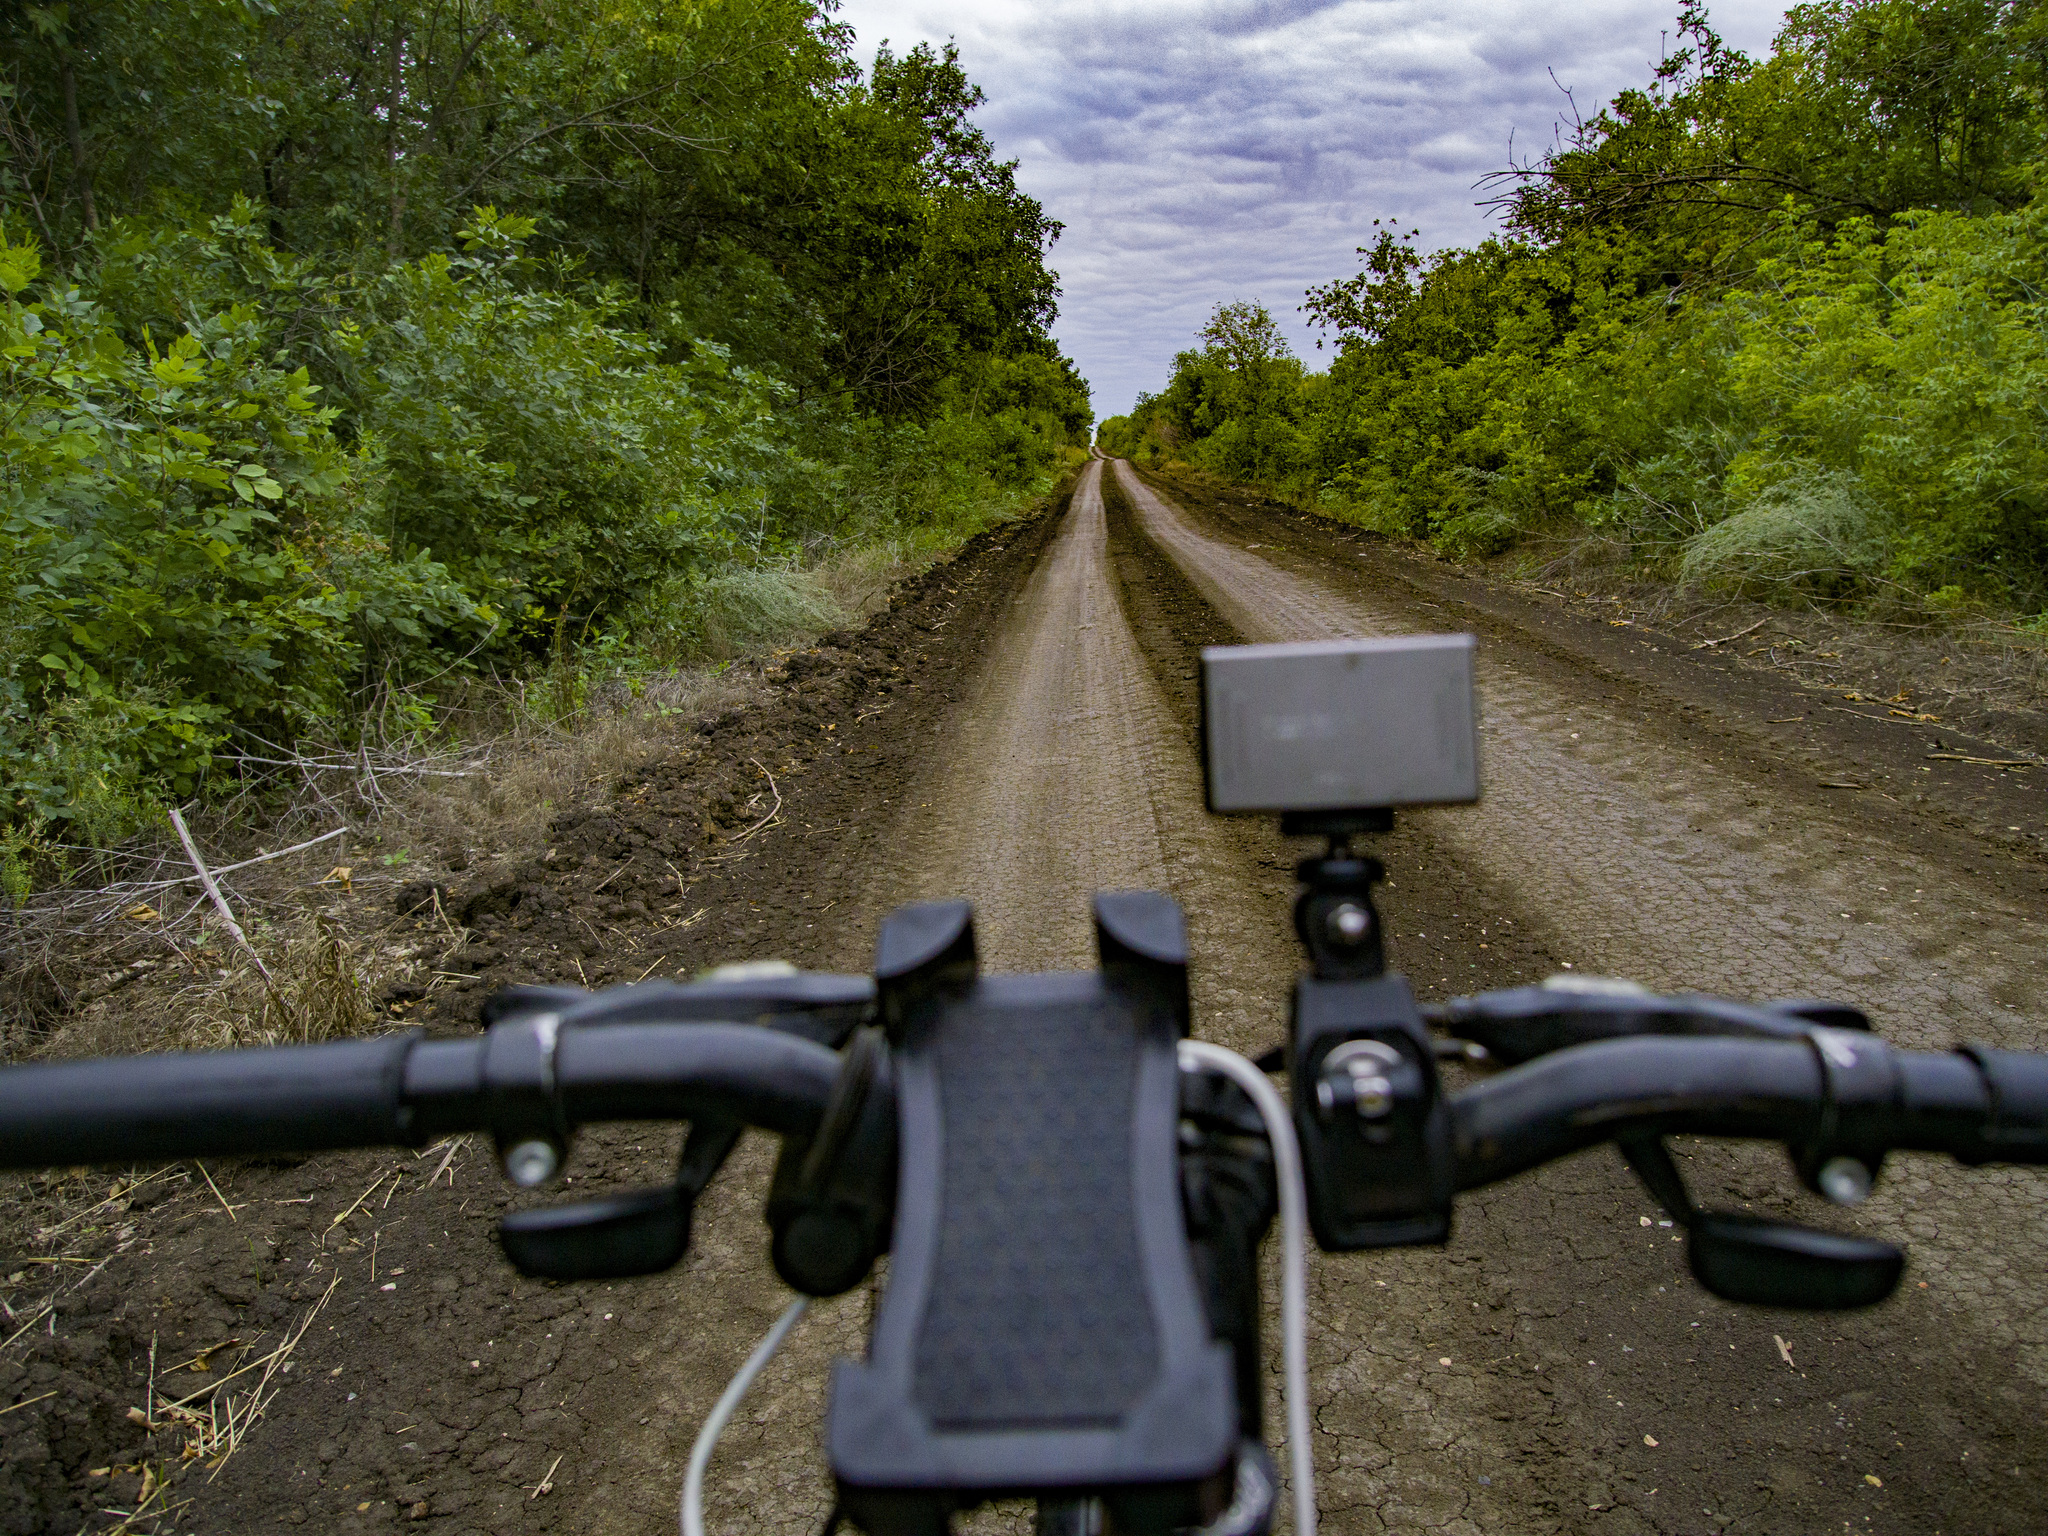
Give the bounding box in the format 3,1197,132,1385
832,1,1792,418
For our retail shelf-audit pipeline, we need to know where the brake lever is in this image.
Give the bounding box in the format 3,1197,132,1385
486,969,877,1281
1426,977,1905,1306
1609,1129,1904,1310
1422,975,1870,1066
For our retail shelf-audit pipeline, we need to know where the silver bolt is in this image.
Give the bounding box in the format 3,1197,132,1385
1319,1039,1403,1121
1817,1156,1872,1206
1351,1072,1394,1119
504,1139,561,1188
1327,902,1371,944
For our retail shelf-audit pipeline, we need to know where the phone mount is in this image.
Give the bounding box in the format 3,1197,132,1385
1199,635,1479,1252
827,894,1238,1536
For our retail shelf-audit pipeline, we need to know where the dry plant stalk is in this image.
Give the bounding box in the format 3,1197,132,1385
144,1274,341,1482
91,1460,192,1535
165,809,274,991
6,656,761,1056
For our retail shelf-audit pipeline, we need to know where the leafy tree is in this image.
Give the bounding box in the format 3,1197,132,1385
1143,301,1304,483
1497,0,2048,248
1131,1,2048,612
0,0,1091,855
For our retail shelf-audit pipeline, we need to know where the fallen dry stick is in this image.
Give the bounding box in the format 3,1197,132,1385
724,759,784,845
326,1169,394,1238
116,826,348,896
529,1453,564,1500
167,808,275,990
1692,617,1769,649
157,1274,339,1416
195,1162,242,1222
0,1304,54,1353
420,1136,465,1188
1925,752,2035,768
38,1166,180,1240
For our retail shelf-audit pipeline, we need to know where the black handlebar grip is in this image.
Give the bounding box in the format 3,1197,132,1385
1960,1046,2048,1162
0,1033,421,1168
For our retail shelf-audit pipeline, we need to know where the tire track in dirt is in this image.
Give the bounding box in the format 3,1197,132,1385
1109,459,2048,1534
573,460,1314,1536
1113,460,2045,1033
835,458,1287,1001
573,461,1330,1536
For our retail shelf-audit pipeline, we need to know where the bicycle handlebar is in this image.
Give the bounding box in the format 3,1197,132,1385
5,994,2046,1189
0,1021,842,1169
0,1033,418,1166
1447,1035,2048,1190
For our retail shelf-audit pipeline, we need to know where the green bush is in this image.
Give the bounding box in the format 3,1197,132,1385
340,209,789,634
0,203,1082,862
0,2,1095,887
0,215,479,836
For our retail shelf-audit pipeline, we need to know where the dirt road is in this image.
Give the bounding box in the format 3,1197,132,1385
6,460,2047,1536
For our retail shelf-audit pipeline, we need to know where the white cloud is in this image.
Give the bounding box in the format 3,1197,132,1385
835,1,1790,416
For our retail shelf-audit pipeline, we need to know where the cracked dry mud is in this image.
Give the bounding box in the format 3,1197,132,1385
6,460,2047,1536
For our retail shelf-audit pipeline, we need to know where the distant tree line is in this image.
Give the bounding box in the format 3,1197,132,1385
1098,1,2048,620
0,0,1092,858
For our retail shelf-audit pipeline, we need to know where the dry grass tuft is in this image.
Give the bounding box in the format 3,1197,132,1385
1496,534,2048,759
1,655,770,1062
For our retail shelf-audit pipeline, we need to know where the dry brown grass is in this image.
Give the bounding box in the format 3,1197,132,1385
2,660,764,1063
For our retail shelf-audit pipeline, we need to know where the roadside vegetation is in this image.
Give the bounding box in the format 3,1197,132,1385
0,0,1091,898
1098,0,2048,627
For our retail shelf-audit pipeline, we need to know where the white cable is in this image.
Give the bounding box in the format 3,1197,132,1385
681,1295,810,1536
1178,1039,1316,1536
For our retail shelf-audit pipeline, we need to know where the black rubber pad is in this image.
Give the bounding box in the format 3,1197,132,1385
912,993,1158,1427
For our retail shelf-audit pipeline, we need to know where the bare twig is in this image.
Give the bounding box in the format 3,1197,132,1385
87,828,350,898
220,753,477,779
1824,705,1944,728
418,1137,464,1188
39,1166,179,1238
1926,752,2035,767
1691,617,1769,649
0,1305,54,1352
529,1453,564,1499
167,808,279,996
195,1162,241,1222
158,1274,338,1413
326,1171,392,1238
